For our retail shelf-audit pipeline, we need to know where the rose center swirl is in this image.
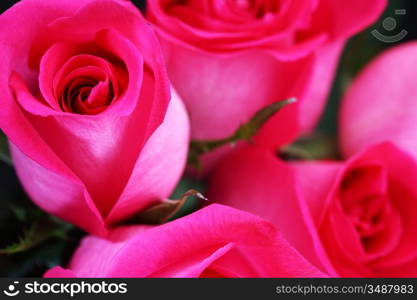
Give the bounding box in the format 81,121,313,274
226,0,280,19
338,165,393,253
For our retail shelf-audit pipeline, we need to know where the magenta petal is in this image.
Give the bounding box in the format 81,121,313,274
45,267,77,278
291,161,342,226
106,89,190,225
0,0,183,234
45,205,327,278
309,0,387,40
293,143,417,277
208,145,336,275
158,37,310,142
299,41,345,132
10,143,106,236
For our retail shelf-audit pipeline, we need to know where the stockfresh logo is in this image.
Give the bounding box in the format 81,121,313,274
3,281,20,297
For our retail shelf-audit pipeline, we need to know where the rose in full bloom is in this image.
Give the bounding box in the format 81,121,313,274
147,0,386,147
0,0,189,236
44,204,326,278
292,143,417,277
208,143,417,277
341,42,417,159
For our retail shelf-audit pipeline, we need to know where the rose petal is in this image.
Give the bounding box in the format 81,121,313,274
341,42,417,159
106,89,190,225
10,143,107,236
208,145,336,275
45,204,327,278
159,35,312,143
308,0,387,40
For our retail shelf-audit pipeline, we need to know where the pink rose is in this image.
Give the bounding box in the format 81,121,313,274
341,42,417,159
292,143,417,277
44,204,326,278
0,0,189,236
147,0,386,146
208,143,417,277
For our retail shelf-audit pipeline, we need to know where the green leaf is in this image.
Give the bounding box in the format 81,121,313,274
169,177,207,220
188,98,296,168
0,223,41,255
126,190,208,225
0,228,84,277
170,177,206,199
0,132,11,166
279,133,340,161
0,216,73,255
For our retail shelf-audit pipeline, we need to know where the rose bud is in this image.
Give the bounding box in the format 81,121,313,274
146,0,386,148
45,204,326,278
0,0,189,236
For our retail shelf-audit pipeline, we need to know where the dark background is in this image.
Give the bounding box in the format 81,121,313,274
0,0,415,277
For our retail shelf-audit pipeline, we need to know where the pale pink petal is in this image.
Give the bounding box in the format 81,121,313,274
341,42,417,158
106,89,190,225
